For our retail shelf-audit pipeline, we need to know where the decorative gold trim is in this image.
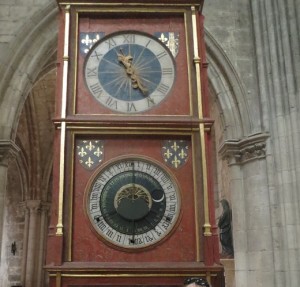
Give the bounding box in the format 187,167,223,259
206,272,212,286
67,128,197,135
73,8,191,117
59,3,202,8
54,123,203,131
192,133,200,261
67,133,76,261
56,122,66,236
56,5,71,236
56,272,61,287
73,12,79,116
74,113,192,117
56,127,200,133
61,5,70,119
184,11,193,116
49,272,217,278
191,6,211,236
77,7,188,13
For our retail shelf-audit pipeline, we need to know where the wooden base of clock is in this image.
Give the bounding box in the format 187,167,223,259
46,262,224,287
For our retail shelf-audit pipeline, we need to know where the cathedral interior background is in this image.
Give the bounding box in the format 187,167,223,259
0,0,299,286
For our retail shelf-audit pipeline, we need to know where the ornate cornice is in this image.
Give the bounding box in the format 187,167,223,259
0,140,20,166
219,133,269,165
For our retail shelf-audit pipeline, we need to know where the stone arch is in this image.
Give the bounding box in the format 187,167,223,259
204,27,257,205
0,1,58,141
205,29,255,140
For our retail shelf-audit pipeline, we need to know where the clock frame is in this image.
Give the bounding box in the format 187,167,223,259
70,133,196,262
73,11,193,117
83,31,176,114
46,1,224,286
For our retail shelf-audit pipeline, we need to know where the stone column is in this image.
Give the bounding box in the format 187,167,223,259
36,202,50,287
220,133,271,287
220,259,235,287
250,1,300,286
0,140,20,282
25,200,41,287
21,204,30,286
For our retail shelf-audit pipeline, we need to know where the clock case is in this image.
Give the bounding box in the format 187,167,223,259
46,1,224,286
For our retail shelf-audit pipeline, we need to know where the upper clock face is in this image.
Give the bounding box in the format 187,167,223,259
84,31,176,113
86,157,181,250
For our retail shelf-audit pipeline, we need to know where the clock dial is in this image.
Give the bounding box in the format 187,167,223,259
86,157,181,250
84,31,176,113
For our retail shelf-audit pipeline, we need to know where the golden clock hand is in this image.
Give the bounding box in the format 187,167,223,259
117,50,133,69
117,49,148,95
130,73,148,95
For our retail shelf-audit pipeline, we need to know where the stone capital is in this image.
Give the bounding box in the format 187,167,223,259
219,133,269,166
0,140,20,166
20,200,51,215
25,200,42,215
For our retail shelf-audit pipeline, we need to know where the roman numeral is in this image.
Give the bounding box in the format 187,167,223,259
156,51,167,59
160,174,170,184
162,68,173,75
97,220,107,231
105,97,118,109
106,229,113,238
105,38,117,48
89,83,103,97
147,97,155,107
157,83,169,95
86,67,97,78
122,34,135,44
145,40,151,47
91,50,103,61
127,102,137,112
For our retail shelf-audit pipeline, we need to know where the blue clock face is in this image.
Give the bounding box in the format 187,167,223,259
84,31,176,113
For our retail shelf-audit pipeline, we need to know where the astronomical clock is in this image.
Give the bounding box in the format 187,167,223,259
46,0,224,286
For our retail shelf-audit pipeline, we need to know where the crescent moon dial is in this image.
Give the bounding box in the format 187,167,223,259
86,157,181,250
151,189,165,203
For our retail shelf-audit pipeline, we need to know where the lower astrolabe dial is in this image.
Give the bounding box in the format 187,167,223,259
86,157,181,250
84,31,176,113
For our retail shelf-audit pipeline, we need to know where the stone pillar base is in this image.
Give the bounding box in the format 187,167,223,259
220,258,235,287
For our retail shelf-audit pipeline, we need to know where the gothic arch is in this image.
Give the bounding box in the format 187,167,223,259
205,29,256,141
0,1,58,141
